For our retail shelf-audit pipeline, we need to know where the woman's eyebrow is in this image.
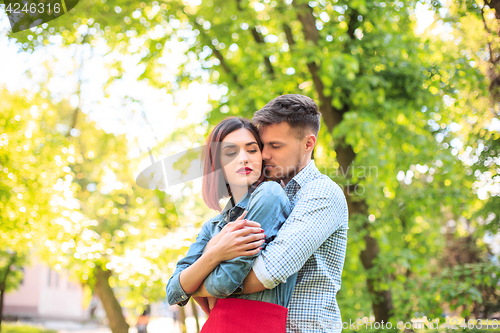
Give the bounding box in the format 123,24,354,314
246,141,258,146
221,144,237,150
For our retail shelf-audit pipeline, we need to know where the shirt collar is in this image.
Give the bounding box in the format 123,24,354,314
284,159,318,193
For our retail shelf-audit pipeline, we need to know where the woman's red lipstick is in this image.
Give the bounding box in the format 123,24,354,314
237,167,253,175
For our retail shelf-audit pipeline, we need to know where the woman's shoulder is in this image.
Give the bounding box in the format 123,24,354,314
201,213,223,230
253,180,284,193
250,180,287,200
247,180,290,214
207,211,224,223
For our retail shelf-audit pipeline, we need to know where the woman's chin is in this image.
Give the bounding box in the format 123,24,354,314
248,175,261,184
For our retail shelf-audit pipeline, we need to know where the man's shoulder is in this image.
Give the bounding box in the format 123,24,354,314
299,173,348,217
302,172,344,197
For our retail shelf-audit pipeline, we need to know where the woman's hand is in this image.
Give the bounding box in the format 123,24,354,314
204,211,262,253
207,220,266,262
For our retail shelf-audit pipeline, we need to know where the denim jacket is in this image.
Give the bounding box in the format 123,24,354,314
166,181,297,308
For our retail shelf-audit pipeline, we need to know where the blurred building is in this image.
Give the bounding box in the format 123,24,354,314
3,264,88,321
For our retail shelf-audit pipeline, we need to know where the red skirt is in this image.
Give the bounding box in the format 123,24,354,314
200,298,288,333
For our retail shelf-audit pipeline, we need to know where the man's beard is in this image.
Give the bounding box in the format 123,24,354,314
265,155,301,182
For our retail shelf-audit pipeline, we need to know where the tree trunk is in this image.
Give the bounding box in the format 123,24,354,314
358,221,393,322
178,305,187,333
291,0,394,321
0,284,5,333
189,298,200,333
0,253,17,333
93,266,129,333
326,116,394,322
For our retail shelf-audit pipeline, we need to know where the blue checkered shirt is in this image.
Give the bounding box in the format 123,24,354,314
253,160,349,332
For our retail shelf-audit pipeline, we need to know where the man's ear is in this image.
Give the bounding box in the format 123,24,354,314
304,134,317,152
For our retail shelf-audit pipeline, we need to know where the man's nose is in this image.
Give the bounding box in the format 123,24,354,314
261,146,271,161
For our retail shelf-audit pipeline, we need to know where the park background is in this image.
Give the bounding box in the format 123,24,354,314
0,0,499,332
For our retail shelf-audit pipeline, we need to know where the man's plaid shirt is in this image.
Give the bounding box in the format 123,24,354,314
253,160,349,332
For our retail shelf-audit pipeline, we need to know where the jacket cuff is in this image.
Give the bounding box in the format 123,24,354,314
253,256,278,289
166,273,190,306
229,284,244,296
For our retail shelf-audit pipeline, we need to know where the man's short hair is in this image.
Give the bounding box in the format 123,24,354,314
252,94,321,139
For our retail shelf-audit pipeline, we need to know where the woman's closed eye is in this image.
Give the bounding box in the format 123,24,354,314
226,149,257,156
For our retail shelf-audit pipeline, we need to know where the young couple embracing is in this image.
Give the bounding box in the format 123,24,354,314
166,94,349,333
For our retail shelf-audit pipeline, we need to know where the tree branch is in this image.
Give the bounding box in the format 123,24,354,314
485,0,500,20
67,34,89,138
347,9,360,41
250,28,275,78
275,3,295,49
283,23,295,47
295,3,319,43
480,5,500,65
235,0,276,78
190,19,243,89
292,1,344,129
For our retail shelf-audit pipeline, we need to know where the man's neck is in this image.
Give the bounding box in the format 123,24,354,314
282,158,311,186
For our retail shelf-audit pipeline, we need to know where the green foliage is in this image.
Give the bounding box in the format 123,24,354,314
0,251,26,295
2,323,56,333
0,84,208,319
33,101,187,311
415,262,500,319
1,0,499,326
0,88,68,296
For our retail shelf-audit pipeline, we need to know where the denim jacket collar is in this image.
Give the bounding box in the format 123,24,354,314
220,192,250,216
211,181,261,224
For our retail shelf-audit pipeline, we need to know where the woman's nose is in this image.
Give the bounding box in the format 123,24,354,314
238,149,249,163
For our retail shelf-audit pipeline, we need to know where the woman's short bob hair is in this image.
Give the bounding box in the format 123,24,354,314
202,117,265,211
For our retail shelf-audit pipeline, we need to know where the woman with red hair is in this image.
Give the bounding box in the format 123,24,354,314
166,117,296,332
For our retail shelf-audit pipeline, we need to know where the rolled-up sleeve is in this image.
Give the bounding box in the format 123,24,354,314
166,273,191,306
253,180,347,288
204,181,290,298
253,255,276,289
166,221,213,306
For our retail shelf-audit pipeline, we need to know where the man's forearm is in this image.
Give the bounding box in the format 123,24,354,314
241,269,267,294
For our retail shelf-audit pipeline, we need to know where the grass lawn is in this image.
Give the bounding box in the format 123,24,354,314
1,322,57,333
